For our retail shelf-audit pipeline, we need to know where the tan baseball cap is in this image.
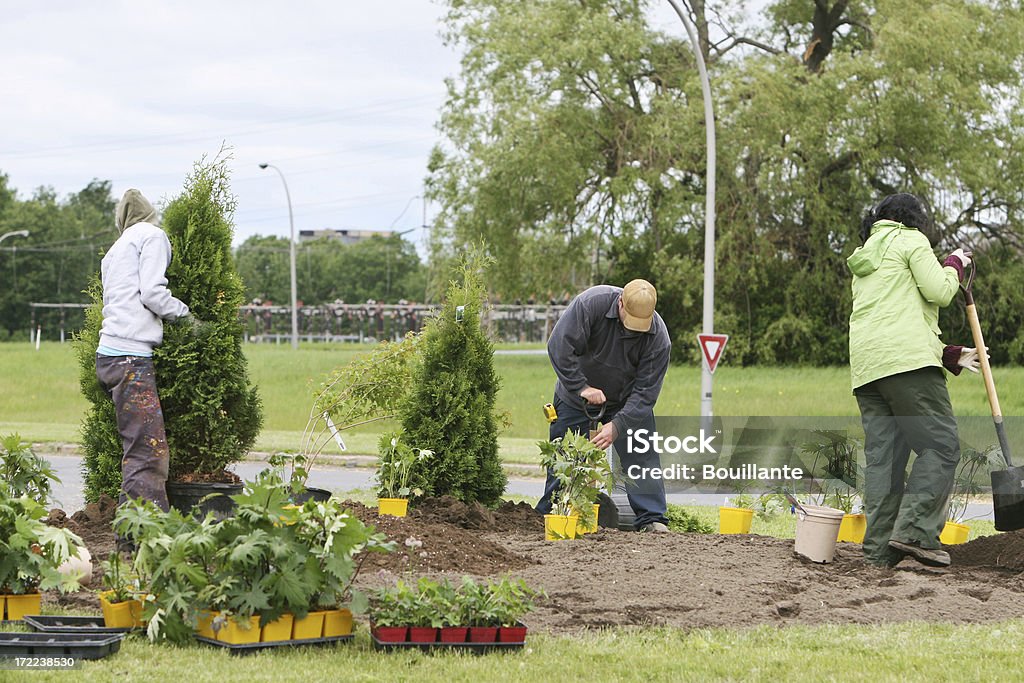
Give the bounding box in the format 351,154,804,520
621,279,657,332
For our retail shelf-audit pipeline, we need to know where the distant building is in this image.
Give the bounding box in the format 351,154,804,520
298,228,394,244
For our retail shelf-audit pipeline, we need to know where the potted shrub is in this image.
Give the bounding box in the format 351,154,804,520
375,431,432,517
538,430,612,540
0,490,84,620
798,430,862,540
397,253,508,505
98,552,144,628
942,446,999,545
79,153,263,513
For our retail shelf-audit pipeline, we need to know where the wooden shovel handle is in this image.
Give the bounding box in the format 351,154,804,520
965,302,1002,420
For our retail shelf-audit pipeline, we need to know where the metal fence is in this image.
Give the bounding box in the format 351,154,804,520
27,302,569,345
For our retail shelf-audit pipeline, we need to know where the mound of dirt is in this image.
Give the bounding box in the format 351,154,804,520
412,495,545,534
949,530,1024,570
343,501,537,575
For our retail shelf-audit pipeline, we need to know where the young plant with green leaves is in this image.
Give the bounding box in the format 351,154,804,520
303,332,423,478
800,430,863,510
375,430,433,500
0,433,60,505
0,489,83,595
114,466,392,643
399,252,508,505
100,552,141,605
488,576,541,628
538,429,613,531
948,446,1001,523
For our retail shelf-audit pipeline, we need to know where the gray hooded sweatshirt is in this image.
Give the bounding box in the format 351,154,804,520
97,189,189,355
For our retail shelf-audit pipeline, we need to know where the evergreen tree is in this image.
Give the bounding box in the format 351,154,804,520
399,253,507,505
78,154,263,500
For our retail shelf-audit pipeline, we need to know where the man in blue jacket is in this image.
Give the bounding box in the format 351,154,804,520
535,279,672,532
96,189,192,512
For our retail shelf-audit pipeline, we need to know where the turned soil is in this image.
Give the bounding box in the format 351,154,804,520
45,495,1024,633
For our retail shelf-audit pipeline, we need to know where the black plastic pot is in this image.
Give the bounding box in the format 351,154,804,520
290,487,332,504
166,481,243,518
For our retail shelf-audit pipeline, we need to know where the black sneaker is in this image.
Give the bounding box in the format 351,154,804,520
887,539,950,567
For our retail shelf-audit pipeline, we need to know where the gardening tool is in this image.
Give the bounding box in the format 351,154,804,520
584,402,606,440
783,491,808,517
581,401,639,531
962,262,1024,531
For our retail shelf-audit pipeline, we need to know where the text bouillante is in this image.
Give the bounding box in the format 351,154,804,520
625,464,805,482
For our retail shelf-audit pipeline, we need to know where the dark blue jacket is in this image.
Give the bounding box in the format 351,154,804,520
547,285,671,435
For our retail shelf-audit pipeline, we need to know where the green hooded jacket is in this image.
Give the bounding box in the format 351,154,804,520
847,220,960,391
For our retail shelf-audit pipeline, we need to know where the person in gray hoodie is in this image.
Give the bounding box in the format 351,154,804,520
96,189,191,512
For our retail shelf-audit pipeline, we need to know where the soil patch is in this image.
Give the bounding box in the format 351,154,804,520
412,495,545,534
343,501,537,575
42,496,1024,635
949,529,1024,570
44,495,118,612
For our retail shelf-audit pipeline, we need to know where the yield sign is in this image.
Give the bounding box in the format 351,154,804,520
697,334,729,374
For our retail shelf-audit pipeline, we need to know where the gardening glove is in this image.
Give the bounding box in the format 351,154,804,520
178,313,208,334
943,248,972,281
942,345,988,375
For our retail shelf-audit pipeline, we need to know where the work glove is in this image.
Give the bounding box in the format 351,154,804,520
942,345,987,375
943,248,972,280
177,313,208,334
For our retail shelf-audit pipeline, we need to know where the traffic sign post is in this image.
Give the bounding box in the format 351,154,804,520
697,333,729,374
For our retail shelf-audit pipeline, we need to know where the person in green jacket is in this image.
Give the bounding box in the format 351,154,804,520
847,193,980,568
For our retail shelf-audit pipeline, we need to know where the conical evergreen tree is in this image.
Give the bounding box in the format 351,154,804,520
78,154,262,500
399,254,507,505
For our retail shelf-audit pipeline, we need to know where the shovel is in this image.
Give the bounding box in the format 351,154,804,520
961,262,1024,531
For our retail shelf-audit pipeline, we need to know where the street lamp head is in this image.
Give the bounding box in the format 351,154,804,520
258,163,269,170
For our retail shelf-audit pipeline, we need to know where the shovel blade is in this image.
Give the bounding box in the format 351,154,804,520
992,467,1024,531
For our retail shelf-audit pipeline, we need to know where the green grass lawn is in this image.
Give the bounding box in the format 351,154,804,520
3,342,1023,463
4,619,1023,682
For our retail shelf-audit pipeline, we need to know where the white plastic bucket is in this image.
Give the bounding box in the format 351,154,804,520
794,504,845,563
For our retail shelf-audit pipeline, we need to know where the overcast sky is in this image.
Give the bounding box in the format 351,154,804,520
1,1,722,250
1,1,463,249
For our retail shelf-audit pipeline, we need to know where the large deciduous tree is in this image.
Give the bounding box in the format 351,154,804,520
428,0,1024,364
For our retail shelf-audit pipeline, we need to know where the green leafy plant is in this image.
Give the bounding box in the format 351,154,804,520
947,446,1002,523
375,430,432,500
100,552,141,604
665,505,714,534
488,576,541,627
303,332,423,479
539,429,613,532
114,468,392,643
0,433,60,506
800,430,862,510
0,489,83,595
398,251,508,505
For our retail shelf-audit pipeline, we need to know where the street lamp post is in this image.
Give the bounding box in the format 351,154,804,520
0,230,30,247
258,164,299,350
665,0,718,422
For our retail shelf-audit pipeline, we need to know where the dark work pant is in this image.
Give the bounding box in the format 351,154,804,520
855,367,960,565
95,355,171,511
535,395,667,528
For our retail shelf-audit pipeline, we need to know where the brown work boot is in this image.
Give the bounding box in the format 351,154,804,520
887,539,950,568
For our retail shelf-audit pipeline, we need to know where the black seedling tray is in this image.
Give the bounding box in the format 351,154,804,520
0,632,124,659
194,634,353,656
371,635,525,654
23,615,131,634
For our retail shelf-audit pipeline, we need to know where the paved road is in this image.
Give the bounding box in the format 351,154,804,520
43,453,996,521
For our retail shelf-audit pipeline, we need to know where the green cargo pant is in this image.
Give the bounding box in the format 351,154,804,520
854,366,960,566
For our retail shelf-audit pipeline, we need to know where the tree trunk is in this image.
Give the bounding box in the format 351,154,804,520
804,0,849,73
